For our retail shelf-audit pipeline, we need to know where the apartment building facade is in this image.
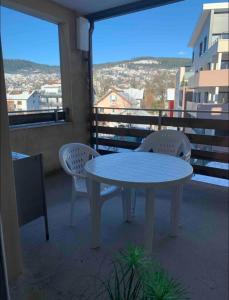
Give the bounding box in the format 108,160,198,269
39,83,62,109
7,91,40,112
175,2,229,118
95,87,144,114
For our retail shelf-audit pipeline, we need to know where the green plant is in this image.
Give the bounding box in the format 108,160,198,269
97,246,188,300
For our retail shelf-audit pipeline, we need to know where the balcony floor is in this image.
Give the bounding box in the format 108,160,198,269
11,172,228,300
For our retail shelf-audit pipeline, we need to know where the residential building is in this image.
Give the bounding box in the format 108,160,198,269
175,2,229,118
7,91,40,112
40,83,62,109
94,87,144,114
123,88,144,108
174,66,193,114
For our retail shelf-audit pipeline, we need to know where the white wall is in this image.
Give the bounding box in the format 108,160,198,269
27,92,40,110
212,12,229,35
193,14,211,72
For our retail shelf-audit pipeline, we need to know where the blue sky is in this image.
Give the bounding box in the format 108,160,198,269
1,0,226,65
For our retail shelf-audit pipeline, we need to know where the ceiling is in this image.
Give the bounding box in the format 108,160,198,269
52,0,139,15
51,0,182,21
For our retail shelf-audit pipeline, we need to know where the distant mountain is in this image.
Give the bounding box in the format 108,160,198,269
3,59,60,74
4,57,191,74
94,56,191,70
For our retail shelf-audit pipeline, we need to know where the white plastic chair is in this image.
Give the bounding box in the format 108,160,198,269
59,143,120,225
132,130,191,215
136,129,191,161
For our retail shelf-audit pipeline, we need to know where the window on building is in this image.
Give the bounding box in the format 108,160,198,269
222,33,229,39
192,51,194,63
203,36,207,52
199,42,203,56
99,108,104,113
204,92,209,103
17,101,22,105
218,92,229,104
109,94,117,103
221,60,229,69
193,92,197,102
197,92,201,103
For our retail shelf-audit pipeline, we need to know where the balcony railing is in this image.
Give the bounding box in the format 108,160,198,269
92,107,229,180
9,108,69,126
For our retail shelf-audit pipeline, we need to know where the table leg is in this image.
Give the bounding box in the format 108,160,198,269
122,188,132,222
131,189,137,217
170,184,183,237
88,179,101,248
144,189,155,253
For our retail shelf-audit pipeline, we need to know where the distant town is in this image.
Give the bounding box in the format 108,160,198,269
4,2,229,119
4,56,190,112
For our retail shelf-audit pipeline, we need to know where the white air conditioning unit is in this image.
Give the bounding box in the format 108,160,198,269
76,17,90,52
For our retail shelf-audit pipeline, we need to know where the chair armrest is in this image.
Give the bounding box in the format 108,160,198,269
181,152,191,162
73,173,86,179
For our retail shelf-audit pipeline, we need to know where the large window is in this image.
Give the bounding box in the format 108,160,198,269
221,60,229,69
199,42,203,57
218,92,229,104
1,7,62,114
203,36,207,53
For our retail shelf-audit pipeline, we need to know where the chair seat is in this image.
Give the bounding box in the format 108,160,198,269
73,177,119,198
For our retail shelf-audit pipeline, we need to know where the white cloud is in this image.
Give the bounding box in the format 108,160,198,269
178,51,186,55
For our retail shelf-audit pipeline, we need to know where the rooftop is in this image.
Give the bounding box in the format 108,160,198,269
7,91,36,100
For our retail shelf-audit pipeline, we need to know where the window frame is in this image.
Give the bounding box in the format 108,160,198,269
2,5,66,127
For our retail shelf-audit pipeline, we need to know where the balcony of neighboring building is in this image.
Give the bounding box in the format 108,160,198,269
201,39,229,66
188,69,229,88
186,101,229,119
191,38,229,76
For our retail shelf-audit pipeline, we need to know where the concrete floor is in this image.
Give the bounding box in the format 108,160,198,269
10,172,228,300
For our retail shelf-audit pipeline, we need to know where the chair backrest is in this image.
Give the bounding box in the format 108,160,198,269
59,143,99,177
136,130,191,160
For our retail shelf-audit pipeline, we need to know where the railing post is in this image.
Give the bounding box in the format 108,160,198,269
55,109,58,122
95,107,99,151
158,110,162,131
65,107,70,122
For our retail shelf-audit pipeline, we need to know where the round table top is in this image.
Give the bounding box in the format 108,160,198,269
85,152,193,188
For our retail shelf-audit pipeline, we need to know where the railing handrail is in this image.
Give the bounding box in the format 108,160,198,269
8,108,64,114
93,106,229,114
9,108,69,126
92,107,229,180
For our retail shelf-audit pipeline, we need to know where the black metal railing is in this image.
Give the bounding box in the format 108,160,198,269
9,108,69,126
92,107,229,180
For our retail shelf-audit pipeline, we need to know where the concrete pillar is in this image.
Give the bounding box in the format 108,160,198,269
213,87,219,102
0,39,23,281
216,53,222,70
208,92,212,102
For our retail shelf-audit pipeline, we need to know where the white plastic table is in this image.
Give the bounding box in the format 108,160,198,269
85,152,193,252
